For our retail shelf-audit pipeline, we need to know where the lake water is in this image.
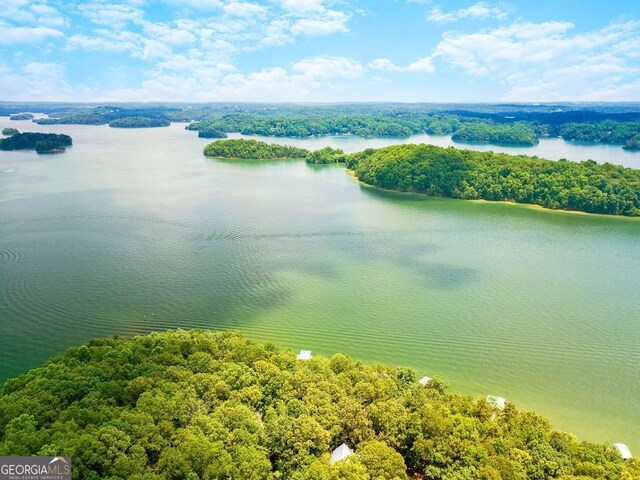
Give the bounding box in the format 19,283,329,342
1,119,639,453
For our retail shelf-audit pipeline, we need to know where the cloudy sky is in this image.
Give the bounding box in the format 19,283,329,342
1,0,639,102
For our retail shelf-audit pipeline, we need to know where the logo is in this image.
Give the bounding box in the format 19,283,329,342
0,456,71,480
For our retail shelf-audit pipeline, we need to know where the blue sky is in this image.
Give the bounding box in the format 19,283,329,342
1,0,639,102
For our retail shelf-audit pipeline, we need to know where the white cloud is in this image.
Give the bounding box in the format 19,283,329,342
0,23,63,45
0,0,67,38
273,0,351,38
434,20,640,100
98,53,364,102
275,0,326,14
78,2,143,29
162,0,223,9
0,61,74,100
62,0,352,66
428,2,511,23
153,54,236,76
67,29,142,54
142,21,197,46
290,11,349,36
141,40,173,60
292,55,364,78
370,56,435,73
262,18,291,46
222,1,269,17
29,4,66,28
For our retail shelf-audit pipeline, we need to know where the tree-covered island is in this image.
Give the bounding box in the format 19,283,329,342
204,140,640,216
9,113,34,120
0,330,637,480
203,139,310,159
1,127,19,136
0,132,72,154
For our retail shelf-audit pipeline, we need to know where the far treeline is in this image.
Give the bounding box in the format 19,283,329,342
108,117,170,128
1,329,638,480
188,114,640,150
204,139,640,216
0,132,73,154
8,103,640,149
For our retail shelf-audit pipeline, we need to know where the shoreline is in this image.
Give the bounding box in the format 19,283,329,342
344,167,640,220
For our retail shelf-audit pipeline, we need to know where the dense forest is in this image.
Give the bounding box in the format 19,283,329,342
349,144,640,216
305,146,348,164
203,139,309,159
0,330,636,480
1,127,19,136
34,140,68,154
109,117,171,128
451,123,539,146
0,132,72,153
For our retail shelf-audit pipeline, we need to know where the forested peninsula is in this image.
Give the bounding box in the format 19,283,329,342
348,144,640,216
0,330,637,480
0,132,72,154
204,140,640,216
9,113,34,120
623,134,640,151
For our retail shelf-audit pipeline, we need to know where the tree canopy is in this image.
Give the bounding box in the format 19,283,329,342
554,121,640,145
0,330,637,480
1,127,19,136
305,146,347,164
452,123,539,146
350,144,640,216
203,139,309,159
623,134,640,151
198,128,228,139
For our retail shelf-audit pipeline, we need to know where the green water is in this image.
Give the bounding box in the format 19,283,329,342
1,119,639,452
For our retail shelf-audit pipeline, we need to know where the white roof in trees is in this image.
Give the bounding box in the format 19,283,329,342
486,395,506,409
419,376,432,385
331,443,354,464
296,350,312,360
614,443,633,460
